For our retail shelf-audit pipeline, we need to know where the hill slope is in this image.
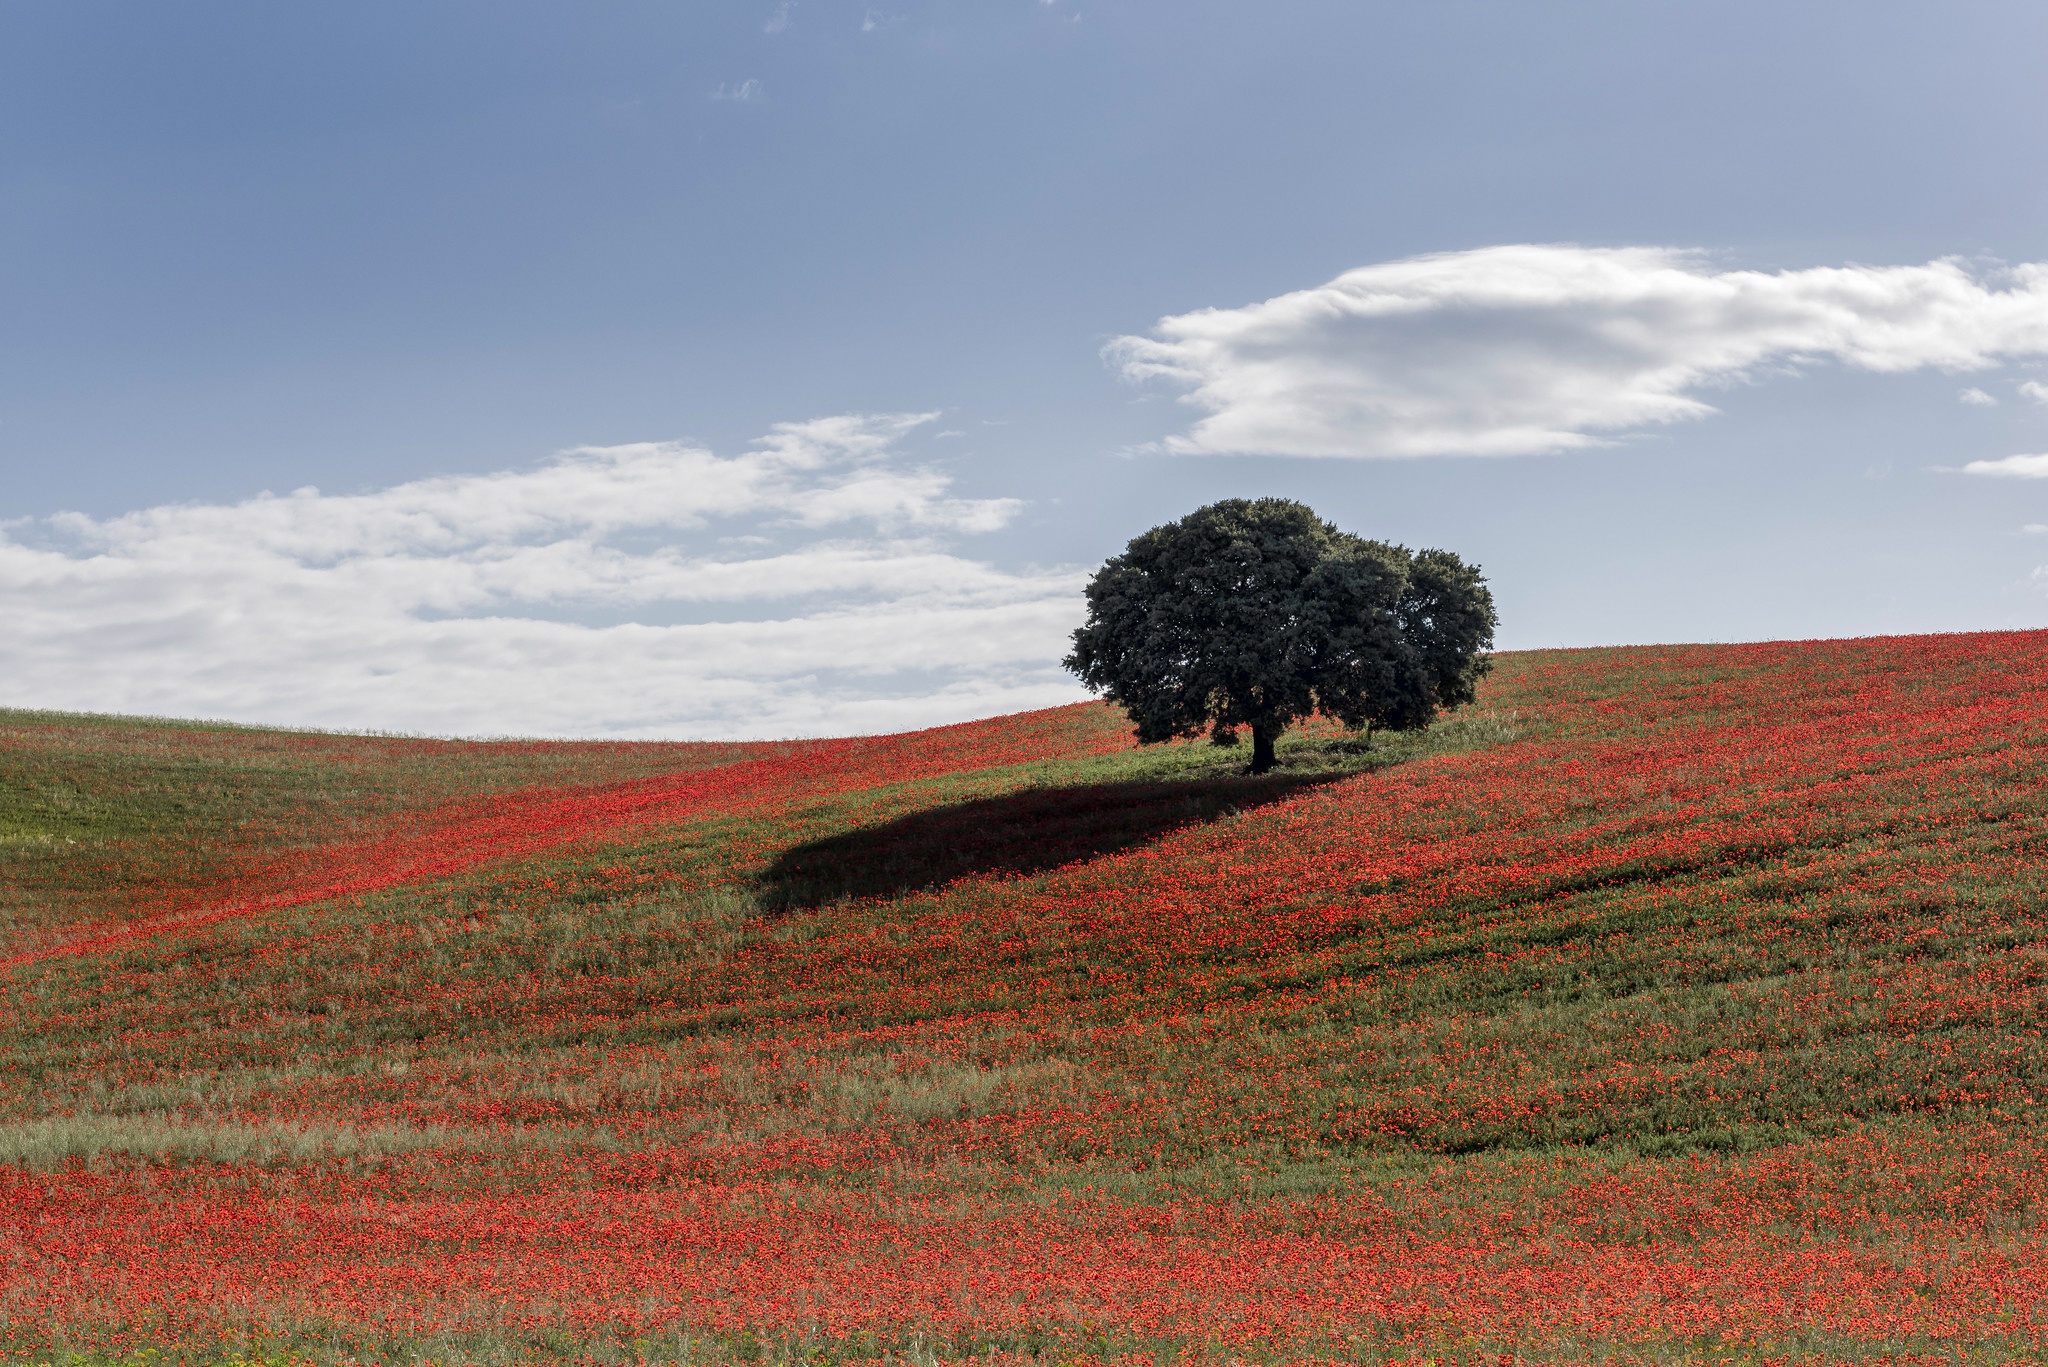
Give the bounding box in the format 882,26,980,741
5,633,2048,1365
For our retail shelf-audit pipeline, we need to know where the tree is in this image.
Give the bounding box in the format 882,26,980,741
1064,499,1496,773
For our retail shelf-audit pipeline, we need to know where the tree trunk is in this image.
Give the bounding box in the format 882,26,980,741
1250,721,1277,774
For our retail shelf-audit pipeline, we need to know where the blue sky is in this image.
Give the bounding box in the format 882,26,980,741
5,1,2048,736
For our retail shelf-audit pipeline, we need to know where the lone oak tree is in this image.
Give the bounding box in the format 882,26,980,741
1065,499,1497,773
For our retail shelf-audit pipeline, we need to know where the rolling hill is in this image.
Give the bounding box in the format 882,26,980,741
6,631,2048,1366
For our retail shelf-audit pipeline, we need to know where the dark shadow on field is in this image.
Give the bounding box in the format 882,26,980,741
758,773,1344,913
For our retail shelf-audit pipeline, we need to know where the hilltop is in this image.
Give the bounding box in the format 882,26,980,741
5,632,2048,1365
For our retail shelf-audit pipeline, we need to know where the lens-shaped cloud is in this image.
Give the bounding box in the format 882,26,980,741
1107,246,2048,458
1960,453,2048,479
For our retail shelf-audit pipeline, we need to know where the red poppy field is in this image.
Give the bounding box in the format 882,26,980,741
6,631,2048,1366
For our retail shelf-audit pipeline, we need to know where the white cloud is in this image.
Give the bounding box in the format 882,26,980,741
2021,380,2048,404
1960,387,1998,406
1960,453,2048,478
1106,245,2048,459
764,3,792,34
0,415,1089,739
2025,524,2048,535
709,79,763,102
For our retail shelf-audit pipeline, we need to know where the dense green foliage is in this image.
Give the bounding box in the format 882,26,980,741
1065,499,1496,771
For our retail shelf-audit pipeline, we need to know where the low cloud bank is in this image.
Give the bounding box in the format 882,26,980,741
1961,453,2048,479
0,414,1089,738
1108,245,2048,458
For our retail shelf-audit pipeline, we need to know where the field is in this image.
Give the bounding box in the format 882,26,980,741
6,631,2048,1366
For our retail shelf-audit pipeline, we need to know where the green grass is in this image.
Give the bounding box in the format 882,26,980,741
0,707,768,944
10,639,2048,1363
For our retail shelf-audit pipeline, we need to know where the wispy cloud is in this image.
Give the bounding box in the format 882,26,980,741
0,415,1088,738
1106,246,2048,459
1960,387,1998,406
709,79,763,102
764,3,793,34
1960,453,2048,479
2022,380,2048,404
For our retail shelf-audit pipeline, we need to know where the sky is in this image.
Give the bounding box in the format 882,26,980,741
4,0,2048,738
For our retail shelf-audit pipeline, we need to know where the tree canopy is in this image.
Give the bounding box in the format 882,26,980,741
1064,498,1497,772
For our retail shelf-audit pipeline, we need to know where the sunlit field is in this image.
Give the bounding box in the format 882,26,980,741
8,631,2048,1366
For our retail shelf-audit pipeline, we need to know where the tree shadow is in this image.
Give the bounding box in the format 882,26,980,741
757,772,1345,914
